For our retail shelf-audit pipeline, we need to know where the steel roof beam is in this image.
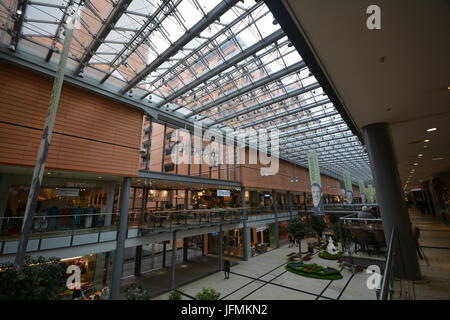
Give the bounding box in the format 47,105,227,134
282,130,354,148
74,0,133,76
282,135,359,152
208,82,321,127
120,0,240,94
280,127,351,146
153,29,285,109
140,1,264,100
100,0,182,83
279,120,346,139
237,98,330,129
185,60,306,118
9,0,28,50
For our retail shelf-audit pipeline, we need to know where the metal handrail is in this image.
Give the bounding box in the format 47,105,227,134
379,226,398,300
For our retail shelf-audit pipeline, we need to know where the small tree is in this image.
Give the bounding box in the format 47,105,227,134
287,218,309,257
195,287,220,300
168,290,182,300
309,215,326,245
124,284,151,300
0,256,66,300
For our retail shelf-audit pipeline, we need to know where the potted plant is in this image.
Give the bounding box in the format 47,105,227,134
124,284,151,300
168,290,182,300
287,218,309,258
195,287,221,300
309,214,326,245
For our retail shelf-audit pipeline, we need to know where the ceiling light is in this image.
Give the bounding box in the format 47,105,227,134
432,157,444,161
16,9,22,15
424,139,430,143
426,127,437,132
413,163,418,166
417,154,423,157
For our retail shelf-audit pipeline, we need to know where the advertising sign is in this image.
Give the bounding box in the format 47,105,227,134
307,151,324,215
358,179,367,203
217,189,231,197
343,170,353,204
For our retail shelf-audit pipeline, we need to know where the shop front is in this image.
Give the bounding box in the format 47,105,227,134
61,252,110,300
207,228,243,258
1,175,118,236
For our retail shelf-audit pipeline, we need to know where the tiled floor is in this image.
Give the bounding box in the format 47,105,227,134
153,242,378,300
408,210,450,300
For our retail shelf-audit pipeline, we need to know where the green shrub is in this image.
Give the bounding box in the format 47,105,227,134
124,284,151,300
195,287,220,300
318,251,343,260
168,290,182,300
0,256,66,300
285,262,343,280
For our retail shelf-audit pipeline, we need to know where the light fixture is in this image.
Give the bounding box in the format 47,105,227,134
424,139,430,143
413,163,418,165
426,127,437,132
16,9,22,15
98,176,102,179
417,154,423,158
432,157,444,161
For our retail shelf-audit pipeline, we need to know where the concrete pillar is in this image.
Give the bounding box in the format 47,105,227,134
93,252,106,287
242,220,251,261
219,224,223,270
150,243,156,269
110,177,131,300
183,237,189,262
170,231,177,290
287,191,293,220
104,182,115,227
134,245,142,276
272,189,280,248
363,123,421,280
0,174,12,232
162,241,167,267
240,187,251,261
184,190,189,209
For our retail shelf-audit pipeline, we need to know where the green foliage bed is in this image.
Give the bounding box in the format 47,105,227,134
318,251,343,260
285,262,343,280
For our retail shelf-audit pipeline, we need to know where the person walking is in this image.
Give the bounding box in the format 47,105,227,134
223,259,231,279
288,235,293,248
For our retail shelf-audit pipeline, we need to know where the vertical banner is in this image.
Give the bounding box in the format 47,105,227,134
307,151,324,215
358,179,366,203
368,184,375,203
343,170,353,204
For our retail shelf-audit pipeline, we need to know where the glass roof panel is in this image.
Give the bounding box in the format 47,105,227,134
0,0,372,181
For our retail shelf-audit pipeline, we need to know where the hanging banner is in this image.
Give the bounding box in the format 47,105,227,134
358,179,367,203
343,170,353,204
307,151,324,215
368,184,375,203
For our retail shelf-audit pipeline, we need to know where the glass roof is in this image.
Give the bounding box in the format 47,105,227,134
0,0,372,182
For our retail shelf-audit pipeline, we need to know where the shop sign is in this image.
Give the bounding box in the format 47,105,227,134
67,182,96,188
217,189,230,197
57,188,79,197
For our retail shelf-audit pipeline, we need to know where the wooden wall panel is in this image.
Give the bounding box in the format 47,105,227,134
238,148,342,195
0,62,143,176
